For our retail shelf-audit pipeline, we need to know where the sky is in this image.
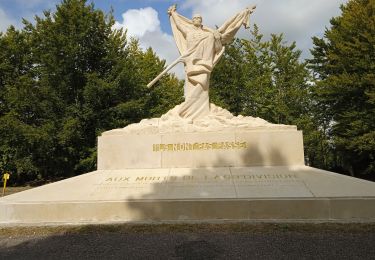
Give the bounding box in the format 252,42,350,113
0,0,349,77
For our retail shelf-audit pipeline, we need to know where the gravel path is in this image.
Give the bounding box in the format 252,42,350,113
1,226,375,259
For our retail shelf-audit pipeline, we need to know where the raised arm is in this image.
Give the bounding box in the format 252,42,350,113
218,5,256,45
168,5,187,37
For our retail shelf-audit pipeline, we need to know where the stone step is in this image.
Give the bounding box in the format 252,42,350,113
1,166,375,225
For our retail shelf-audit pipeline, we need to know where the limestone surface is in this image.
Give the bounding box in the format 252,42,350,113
2,166,375,224
104,103,295,135
148,5,256,121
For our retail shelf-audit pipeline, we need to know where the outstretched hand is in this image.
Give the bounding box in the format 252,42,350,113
168,4,177,15
247,5,256,13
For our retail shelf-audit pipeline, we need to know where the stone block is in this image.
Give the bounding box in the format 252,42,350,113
97,130,305,169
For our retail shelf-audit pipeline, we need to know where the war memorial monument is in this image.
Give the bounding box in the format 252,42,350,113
1,5,375,225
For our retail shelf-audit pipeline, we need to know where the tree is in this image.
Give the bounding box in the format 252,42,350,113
0,0,182,184
0,25,47,183
210,26,328,167
211,26,310,123
309,0,375,178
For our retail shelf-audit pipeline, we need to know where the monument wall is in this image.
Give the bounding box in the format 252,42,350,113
98,130,305,169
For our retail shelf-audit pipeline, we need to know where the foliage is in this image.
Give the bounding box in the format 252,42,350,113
211,25,310,125
210,26,331,169
1,0,374,184
309,0,375,178
0,0,181,184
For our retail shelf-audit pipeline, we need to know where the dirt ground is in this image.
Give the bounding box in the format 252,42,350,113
1,188,375,259
1,187,32,197
0,223,375,259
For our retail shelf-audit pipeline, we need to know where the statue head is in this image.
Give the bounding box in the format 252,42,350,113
192,14,202,28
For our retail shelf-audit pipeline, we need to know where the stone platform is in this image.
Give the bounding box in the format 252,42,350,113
1,166,375,225
98,130,304,169
2,107,375,225
98,104,303,170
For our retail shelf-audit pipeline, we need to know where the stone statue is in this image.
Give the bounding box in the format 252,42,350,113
148,5,256,121
113,5,295,134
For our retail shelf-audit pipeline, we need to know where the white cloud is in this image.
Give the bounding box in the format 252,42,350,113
183,0,349,58
114,0,349,79
113,7,160,38
0,0,60,32
0,8,19,32
113,7,183,78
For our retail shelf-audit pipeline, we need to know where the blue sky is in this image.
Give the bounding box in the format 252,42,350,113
0,0,188,34
0,0,348,77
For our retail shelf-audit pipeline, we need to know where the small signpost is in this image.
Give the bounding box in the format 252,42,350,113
2,172,10,196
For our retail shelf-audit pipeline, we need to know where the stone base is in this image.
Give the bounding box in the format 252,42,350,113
98,130,305,169
1,166,375,225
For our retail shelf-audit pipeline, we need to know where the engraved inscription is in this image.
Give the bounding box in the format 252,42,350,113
99,173,299,185
152,142,248,152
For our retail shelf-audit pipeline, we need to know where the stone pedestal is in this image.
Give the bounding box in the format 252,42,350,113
1,166,375,224
1,119,375,225
98,130,305,169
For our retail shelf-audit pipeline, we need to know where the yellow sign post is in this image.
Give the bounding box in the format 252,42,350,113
2,173,10,197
